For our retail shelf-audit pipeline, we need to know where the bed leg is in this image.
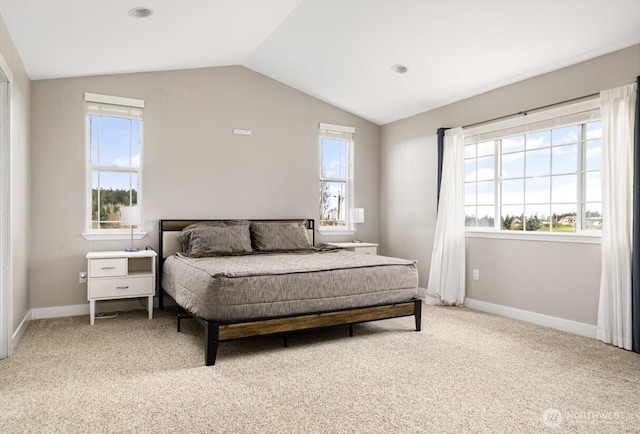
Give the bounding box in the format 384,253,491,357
414,299,422,332
349,324,354,337
204,323,219,366
283,334,288,348
177,307,184,332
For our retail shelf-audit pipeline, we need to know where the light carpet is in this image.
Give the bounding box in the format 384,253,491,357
1,305,639,433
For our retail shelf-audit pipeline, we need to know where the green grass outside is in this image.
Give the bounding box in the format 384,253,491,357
534,223,576,232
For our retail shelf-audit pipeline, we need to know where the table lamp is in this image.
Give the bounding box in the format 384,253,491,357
350,208,364,243
120,206,141,252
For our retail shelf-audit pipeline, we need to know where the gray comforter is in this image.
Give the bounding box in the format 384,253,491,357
162,249,418,321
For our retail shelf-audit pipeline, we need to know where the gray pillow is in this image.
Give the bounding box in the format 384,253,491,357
177,220,252,256
250,221,312,251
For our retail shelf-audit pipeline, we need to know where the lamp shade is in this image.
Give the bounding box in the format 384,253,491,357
120,206,141,227
350,208,365,224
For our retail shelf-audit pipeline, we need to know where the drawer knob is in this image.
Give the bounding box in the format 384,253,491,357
116,285,129,290
102,266,116,270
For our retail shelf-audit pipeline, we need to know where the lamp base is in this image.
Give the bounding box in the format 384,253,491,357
125,247,140,252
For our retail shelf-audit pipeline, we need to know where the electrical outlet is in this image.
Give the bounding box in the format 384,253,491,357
472,269,479,281
79,271,87,284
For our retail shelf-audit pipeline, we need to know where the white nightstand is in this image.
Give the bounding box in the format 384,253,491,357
325,242,378,255
86,250,157,325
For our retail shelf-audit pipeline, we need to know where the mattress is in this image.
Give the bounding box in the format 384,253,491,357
161,249,419,321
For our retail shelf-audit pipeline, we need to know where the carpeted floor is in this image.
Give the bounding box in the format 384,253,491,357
1,305,639,433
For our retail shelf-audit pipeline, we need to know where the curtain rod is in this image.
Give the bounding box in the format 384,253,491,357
462,92,600,130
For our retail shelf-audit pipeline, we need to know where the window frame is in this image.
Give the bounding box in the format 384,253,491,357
82,93,147,241
463,98,602,244
318,123,356,235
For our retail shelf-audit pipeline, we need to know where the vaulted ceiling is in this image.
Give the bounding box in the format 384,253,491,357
1,0,638,125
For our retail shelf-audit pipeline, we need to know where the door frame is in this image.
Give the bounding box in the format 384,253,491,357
0,52,12,359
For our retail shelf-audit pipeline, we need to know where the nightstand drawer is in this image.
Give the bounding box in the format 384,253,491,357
90,258,127,277
89,276,153,298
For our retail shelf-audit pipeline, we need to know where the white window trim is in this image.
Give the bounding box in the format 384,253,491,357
82,231,147,241
319,228,357,236
82,93,146,241
466,229,601,244
462,97,602,242
463,98,600,140
318,123,356,235
319,123,355,134
83,92,144,109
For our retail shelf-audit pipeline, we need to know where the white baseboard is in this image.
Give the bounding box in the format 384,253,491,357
32,304,88,319
464,298,597,339
11,309,31,354
31,299,152,320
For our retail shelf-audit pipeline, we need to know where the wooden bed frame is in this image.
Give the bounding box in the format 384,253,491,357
158,219,422,366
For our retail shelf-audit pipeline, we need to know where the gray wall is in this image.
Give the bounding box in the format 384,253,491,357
380,44,640,326
23,37,640,324
0,14,31,341
30,66,380,309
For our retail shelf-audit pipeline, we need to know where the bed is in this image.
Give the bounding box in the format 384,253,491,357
159,219,421,366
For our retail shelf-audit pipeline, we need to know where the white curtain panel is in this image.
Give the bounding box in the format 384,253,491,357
426,127,465,306
597,83,637,350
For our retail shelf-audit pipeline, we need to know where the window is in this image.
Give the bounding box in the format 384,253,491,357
318,123,355,232
464,100,601,234
83,93,144,238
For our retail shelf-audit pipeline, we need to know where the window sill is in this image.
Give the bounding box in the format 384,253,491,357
82,231,148,241
465,229,601,244
317,228,356,236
